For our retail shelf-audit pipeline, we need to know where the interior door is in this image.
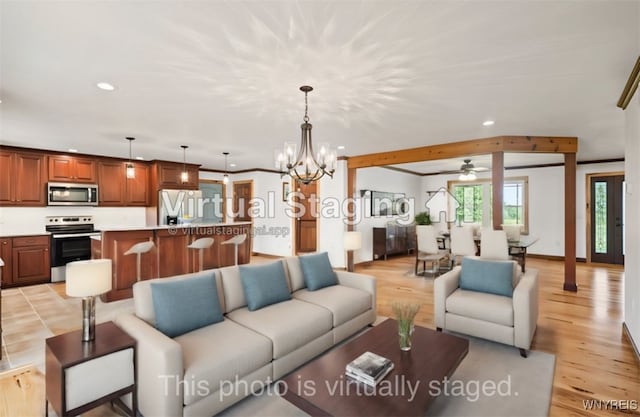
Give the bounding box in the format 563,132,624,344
200,180,225,223
295,181,317,253
233,181,252,222
590,175,624,264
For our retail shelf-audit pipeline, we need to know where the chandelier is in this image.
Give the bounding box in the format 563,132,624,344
275,86,336,184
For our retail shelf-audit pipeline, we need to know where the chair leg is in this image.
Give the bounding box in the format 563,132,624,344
436,327,442,332
415,258,419,275
519,348,527,358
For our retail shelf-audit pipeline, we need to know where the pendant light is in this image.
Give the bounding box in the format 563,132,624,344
275,85,337,184
125,137,135,179
180,145,189,183
223,152,230,184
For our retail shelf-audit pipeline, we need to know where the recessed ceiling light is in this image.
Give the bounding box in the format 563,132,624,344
68,148,78,153
96,82,115,91
337,145,345,150
135,156,144,160
482,120,495,126
230,163,237,167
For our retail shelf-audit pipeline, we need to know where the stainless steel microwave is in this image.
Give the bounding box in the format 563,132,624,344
47,182,99,206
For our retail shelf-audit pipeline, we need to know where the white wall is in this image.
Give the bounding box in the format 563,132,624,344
0,206,146,236
354,167,422,263
317,160,348,268
624,53,640,348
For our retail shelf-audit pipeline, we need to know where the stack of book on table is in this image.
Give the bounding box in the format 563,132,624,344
345,351,394,386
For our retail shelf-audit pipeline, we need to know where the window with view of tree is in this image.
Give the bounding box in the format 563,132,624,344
449,177,528,232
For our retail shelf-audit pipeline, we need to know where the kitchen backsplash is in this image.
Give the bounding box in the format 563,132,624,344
0,207,147,236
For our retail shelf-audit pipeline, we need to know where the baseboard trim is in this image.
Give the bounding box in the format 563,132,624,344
623,322,640,364
527,254,587,263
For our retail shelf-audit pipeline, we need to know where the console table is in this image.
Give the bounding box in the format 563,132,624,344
373,223,416,260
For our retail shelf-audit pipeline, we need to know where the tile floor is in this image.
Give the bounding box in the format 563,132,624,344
0,283,134,372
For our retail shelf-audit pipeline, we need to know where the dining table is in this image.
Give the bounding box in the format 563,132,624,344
437,232,539,272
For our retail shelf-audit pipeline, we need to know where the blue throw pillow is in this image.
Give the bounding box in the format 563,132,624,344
299,252,338,291
151,275,224,337
239,261,291,311
459,257,514,297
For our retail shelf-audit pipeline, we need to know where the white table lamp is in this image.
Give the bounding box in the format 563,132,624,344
343,231,362,272
66,259,112,342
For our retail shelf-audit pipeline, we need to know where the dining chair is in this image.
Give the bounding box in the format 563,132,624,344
187,237,214,272
479,228,510,260
449,225,477,268
415,225,448,276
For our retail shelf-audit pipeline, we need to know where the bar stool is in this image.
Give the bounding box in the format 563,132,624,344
124,241,155,282
221,234,247,265
187,237,214,272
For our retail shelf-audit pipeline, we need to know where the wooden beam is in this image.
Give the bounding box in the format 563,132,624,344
492,152,504,229
347,136,577,169
346,167,357,270
564,152,577,292
617,56,640,110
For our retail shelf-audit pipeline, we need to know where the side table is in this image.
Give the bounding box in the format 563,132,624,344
45,321,136,417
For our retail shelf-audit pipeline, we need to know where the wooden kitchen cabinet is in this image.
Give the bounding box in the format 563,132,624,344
1,235,50,287
155,228,191,277
48,155,97,183
0,150,47,206
98,160,150,206
0,238,13,288
155,161,199,190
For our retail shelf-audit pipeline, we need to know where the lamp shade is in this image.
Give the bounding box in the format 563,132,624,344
66,259,112,297
343,231,362,251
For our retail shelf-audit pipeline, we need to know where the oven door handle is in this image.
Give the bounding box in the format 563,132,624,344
52,232,100,238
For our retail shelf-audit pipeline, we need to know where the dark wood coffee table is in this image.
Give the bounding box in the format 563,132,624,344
281,319,468,417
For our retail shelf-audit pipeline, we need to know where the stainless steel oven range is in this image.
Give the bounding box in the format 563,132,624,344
46,216,100,282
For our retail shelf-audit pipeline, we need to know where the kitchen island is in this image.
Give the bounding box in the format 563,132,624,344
92,222,251,302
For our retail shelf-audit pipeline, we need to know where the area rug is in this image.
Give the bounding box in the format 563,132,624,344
220,336,555,417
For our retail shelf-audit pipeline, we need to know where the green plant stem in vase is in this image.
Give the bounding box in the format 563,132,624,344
392,302,421,351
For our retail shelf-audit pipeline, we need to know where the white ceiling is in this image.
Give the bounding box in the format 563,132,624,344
0,1,637,171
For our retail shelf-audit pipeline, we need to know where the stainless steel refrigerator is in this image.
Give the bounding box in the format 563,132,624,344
158,189,204,225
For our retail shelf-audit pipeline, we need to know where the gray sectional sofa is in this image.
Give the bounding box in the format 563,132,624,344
114,255,377,417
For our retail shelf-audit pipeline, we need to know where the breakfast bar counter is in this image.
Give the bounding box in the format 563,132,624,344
93,222,251,302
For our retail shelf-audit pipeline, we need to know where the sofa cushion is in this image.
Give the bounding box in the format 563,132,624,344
446,289,514,326
226,299,332,358
151,275,223,337
460,257,514,297
283,256,305,292
175,319,272,406
299,252,338,291
293,285,372,327
239,261,291,311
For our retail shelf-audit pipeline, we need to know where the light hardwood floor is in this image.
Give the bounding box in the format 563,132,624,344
360,255,639,417
0,255,638,416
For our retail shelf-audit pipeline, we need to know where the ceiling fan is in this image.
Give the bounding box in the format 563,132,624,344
439,159,489,181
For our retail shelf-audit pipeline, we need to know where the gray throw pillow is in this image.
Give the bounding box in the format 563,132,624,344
239,261,291,311
459,257,514,297
151,275,223,337
299,252,338,291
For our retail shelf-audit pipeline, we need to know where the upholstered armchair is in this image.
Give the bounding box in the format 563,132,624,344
434,257,538,357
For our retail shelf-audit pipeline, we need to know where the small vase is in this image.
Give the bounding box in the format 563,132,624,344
398,324,415,351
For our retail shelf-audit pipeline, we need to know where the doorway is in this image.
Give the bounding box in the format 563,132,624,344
588,174,624,264
233,181,253,223
294,181,318,253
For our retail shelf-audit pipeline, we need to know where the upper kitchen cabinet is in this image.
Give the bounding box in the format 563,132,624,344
48,155,97,183
97,160,150,206
155,161,200,190
0,149,47,206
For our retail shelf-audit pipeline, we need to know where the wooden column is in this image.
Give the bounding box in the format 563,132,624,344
564,152,577,291
491,151,504,229
346,167,357,270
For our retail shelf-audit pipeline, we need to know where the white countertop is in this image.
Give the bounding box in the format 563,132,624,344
0,258,4,267
99,221,252,232
0,232,51,238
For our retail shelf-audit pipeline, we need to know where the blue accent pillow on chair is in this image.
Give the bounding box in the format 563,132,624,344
240,261,291,311
299,252,338,291
151,275,224,337
459,257,514,297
